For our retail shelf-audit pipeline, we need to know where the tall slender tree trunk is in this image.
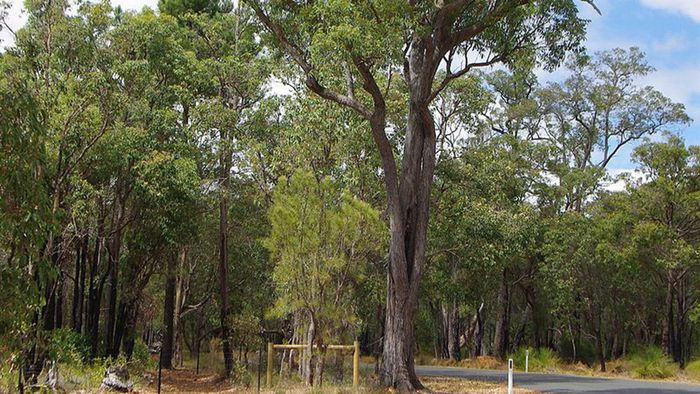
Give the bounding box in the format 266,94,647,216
218,127,234,376
55,271,64,329
675,276,687,365
105,196,124,357
474,304,484,358
174,248,188,367
72,237,86,333
445,297,460,361
493,269,510,359
662,272,674,357
87,212,105,356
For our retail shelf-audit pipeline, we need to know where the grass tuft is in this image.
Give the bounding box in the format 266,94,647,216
683,359,700,380
624,346,677,379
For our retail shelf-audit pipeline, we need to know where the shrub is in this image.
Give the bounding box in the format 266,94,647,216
47,328,90,365
624,346,678,379
131,338,156,371
683,359,700,380
509,347,561,372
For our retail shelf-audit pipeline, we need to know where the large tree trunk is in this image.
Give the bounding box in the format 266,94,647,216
379,92,436,391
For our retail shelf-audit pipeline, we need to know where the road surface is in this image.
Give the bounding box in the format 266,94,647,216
416,365,700,393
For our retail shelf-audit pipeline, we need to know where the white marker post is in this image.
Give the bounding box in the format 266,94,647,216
508,358,514,394
525,350,529,373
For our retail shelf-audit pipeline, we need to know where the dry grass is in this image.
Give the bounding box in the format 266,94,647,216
415,355,507,370
133,368,536,394
419,376,538,394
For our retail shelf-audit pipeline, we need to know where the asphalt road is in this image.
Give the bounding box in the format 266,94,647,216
416,365,700,393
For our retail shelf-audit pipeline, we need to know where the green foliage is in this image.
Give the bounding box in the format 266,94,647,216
159,0,231,17
625,347,678,379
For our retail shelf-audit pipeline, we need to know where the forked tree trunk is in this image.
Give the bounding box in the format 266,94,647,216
379,94,436,391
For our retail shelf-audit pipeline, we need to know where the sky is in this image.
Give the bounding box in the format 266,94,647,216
1,0,698,174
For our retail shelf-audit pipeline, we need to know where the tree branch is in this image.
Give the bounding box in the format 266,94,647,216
245,0,372,118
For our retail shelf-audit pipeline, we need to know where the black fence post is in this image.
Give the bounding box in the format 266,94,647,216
18,362,24,394
157,345,163,394
257,342,262,393
196,337,201,375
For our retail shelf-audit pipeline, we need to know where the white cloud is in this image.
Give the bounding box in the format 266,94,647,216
650,34,687,53
641,66,700,123
603,168,645,192
639,0,700,23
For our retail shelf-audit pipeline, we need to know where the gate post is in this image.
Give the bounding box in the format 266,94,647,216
266,342,273,387
353,340,360,388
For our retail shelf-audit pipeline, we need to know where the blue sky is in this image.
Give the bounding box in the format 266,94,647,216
1,0,698,172
573,0,700,171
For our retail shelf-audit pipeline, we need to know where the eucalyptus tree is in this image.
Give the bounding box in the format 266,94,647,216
184,8,270,375
630,136,700,365
428,136,541,360
542,195,638,371
536,48,690,212
0,46,50,368
245,1,588,388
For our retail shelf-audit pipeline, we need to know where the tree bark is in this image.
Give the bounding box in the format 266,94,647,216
475,308,484,357
72,236,86,333
105,195,125,357
446,297,460,361
174,247,188,368
662,272,674,358
493,269,510,359
122,302,139,360
302,317,315,385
